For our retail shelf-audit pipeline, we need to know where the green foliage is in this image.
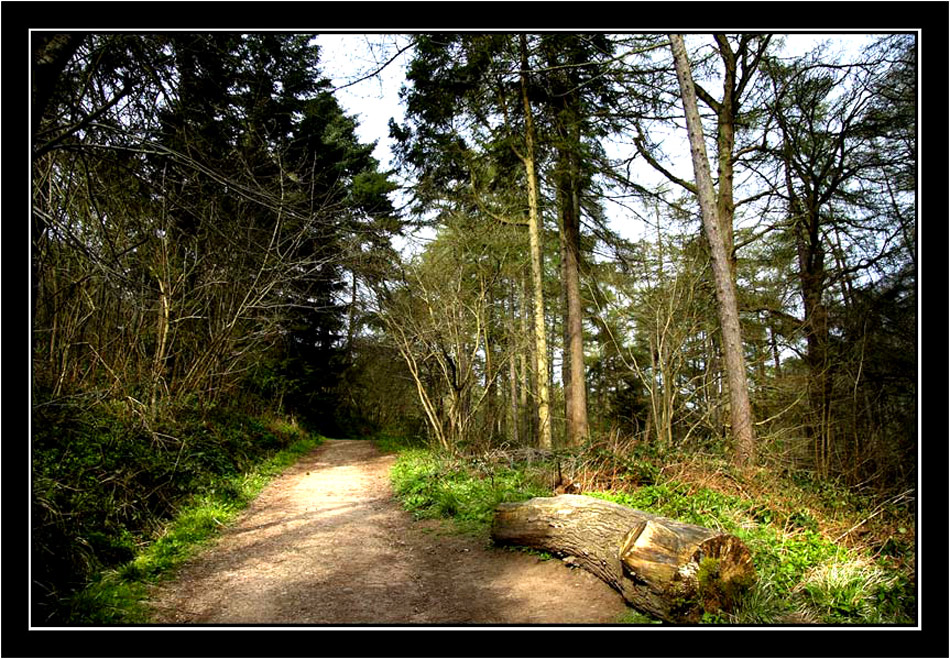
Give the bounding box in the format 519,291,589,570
790,552,915,624
385,440,913,624
371,432,427,455
615,608,664,625
586,477,913,625
390,449,549,534
31,396,321,624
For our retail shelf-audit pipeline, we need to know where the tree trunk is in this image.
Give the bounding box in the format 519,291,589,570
784,153,833,478
491,494,755,622
714,35,738,276
520,271,535,444
150,273,171,422
483,290,497,441
543,34,591,448
669,34,756,467
509,338,520,445
520,35,553,450
559,224,573,443
559,148,590,447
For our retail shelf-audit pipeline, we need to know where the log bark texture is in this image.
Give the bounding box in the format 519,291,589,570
491,494,755,622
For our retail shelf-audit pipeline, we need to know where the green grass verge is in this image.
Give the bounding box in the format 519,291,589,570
589,485,914,624
32,394,328,624
389,448,550,535
385,444,915,625
58,433,323,624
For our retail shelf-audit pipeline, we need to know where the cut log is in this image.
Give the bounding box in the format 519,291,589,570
491,494,755,622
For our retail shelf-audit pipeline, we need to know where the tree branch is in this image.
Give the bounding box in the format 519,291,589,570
633,130,697,195
330,39,415,93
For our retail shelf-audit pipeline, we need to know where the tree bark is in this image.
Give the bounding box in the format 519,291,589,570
491,494,755,622
713,35,738,275
558,146,590,447
545,40,591,449
669,34,756,467
520,35,553,450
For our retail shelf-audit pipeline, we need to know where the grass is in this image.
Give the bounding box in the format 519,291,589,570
589,484,914,624
33,404,324,625
50,425,914,625
372,432,428,455
389,448,550,536
384,439,916,625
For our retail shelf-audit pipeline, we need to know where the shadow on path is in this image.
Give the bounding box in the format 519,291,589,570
147,439,629,625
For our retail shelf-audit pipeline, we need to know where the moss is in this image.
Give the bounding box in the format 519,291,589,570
696,556,723,612
697,556,720,583
695,555,755,615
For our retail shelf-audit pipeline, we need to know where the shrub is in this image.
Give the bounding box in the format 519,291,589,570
31,396,321,624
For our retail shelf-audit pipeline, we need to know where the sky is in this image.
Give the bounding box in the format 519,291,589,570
313,34,411,171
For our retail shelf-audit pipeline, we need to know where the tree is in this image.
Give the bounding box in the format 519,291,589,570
695,35,772,274
31,33,397,428
374,219,514,450
759,35,916,478
392,34,557,449
669,34,757,467
535,34,618,447
518,35,555,449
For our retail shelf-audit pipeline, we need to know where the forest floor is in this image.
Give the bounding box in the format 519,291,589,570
146,439,630,625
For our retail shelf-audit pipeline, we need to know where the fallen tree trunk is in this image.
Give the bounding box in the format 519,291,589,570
491,494,755,622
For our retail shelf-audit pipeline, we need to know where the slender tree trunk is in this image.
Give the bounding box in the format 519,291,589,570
520,271,532,443
346,272,358,352
520,35,553,450
507,282,521,445
670,34,756,467
559,148,589,447
150,277,170,421
559,222,573,444
483,290,497,441
769,325,782,374
714,36,738,275
509,335,520,445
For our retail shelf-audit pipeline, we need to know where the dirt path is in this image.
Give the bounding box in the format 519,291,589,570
147,439,630,625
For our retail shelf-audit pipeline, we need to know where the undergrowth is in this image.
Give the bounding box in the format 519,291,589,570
389,448,550,535
31,396,323,624
385,438,916,625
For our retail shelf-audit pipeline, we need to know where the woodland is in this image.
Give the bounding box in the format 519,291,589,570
30,32,918,625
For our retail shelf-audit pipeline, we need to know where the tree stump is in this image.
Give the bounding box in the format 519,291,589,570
491,494,755,622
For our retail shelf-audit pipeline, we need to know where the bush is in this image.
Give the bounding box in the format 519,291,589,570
31,396,319,624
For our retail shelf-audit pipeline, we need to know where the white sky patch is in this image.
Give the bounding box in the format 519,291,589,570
313,33,410,171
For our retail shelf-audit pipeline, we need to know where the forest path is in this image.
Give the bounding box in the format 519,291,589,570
147,439,630,625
